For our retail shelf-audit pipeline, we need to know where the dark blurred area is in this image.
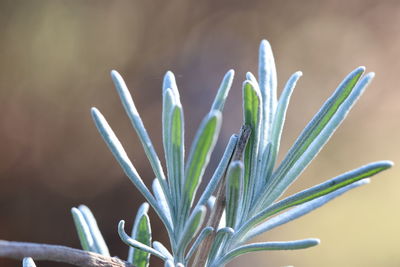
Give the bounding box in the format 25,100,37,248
0,1,399,266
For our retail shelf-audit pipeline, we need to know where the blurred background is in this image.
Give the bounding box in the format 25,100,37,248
0,0,399,266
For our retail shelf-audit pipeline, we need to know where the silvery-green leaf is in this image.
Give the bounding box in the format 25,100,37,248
258,40,277,149
171,104,184,199
185,226,213,262
118,220,166,260
241,80,262,217
153,241,173,261
253,142,272,193
152,179,173,227
213,239,319,267
128,203,152,267
208,227,234,263
162,79,183,217
163,71,179,97
210,69,235,112
71,207,94,252
91,108,173,234
260,67,373,208
235,161,391,239
162,88,176,206
196,134,238,208
110,70,168,193
246,72,258,86
181,111,222,221
22,257,36,267
177,205,207,254
78,205,110,256
263,71,302,180
225,161,243,228
164,100,184,215
245,179,369,241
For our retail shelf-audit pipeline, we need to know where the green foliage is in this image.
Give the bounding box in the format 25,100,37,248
71,39,392,267
128,203,152,267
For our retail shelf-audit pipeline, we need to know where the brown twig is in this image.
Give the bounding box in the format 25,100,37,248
0,240,135,267
191,125,251,267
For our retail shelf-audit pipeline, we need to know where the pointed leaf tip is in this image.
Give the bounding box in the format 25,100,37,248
128,203,152,267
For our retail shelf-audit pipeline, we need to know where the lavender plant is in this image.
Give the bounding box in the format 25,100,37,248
14,40,392,267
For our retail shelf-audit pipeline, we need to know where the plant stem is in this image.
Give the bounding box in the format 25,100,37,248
0,240,135,267
191,125,251,267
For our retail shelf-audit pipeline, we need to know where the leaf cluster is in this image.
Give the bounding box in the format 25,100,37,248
69,40,392,267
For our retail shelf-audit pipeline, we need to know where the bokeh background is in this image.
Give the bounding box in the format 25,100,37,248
0,0,399,266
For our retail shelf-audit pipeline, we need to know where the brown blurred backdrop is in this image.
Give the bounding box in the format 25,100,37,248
0,0,399,266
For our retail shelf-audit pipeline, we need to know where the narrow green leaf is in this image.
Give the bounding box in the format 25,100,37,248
162,89,176,201
208,227,234,263
170,105,185,206
183,111,222,209
177,205,207,254
275,67,364,172
242,80,262,218
185,226,213,262
118,220,166,260
128,203,152,267
213,239,319,267
163,85,184,220
225,161,243,228
263,71,302,180
236,161,392,240
71,207,94,252
196,134,238,208
253,142,272,194
110,70,168,194
78,205,110,256
91,108,173,234
210,69,235,112
260,67,372,208
258,39,277,150
245,179,369,241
